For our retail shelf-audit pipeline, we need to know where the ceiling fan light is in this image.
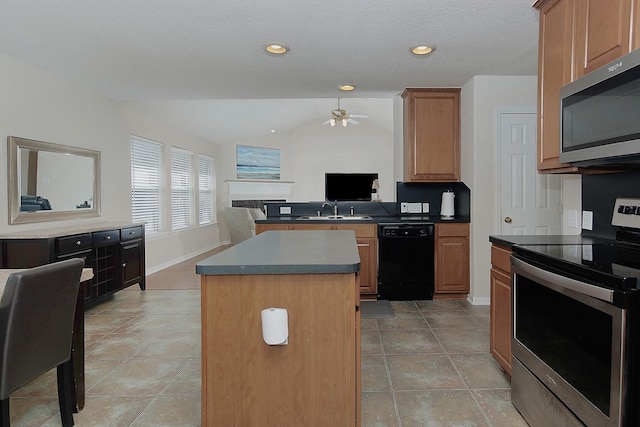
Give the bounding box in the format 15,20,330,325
330,118,336,127
265,43,289,55
342,118,348,127
411,45,435,56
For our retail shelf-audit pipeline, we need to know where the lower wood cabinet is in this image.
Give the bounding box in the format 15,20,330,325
490,243,513,375
434,223,470,298
0,224,146,305
256,223,378,298
200,271,359,426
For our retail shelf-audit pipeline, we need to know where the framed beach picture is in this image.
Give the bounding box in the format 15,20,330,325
236,145,280,180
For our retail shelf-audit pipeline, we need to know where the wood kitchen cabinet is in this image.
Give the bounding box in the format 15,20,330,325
573,0,636,78
434,223,469,298
535,0,579,173
534,0,640,173
255,223,291,233
490,244,513,376
402,88,461,182
256,223,378,298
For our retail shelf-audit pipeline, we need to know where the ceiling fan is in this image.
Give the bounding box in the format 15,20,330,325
322,99,369,127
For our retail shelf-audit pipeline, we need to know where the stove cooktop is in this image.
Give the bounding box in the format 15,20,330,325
512,198,640,292
513,243,640,291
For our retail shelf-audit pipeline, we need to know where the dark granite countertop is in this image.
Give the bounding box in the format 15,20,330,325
256,215,471,225
196,230,360,275
489,234,613,249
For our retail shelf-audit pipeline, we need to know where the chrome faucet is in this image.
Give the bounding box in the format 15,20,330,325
322,200,338,216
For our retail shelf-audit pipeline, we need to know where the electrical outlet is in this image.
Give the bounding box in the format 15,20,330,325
567,210,578,228
582,211,593,231
422,202,430,214
400,202,409,214
279,206,291,215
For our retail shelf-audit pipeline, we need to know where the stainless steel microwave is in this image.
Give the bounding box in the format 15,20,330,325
560,48,640,167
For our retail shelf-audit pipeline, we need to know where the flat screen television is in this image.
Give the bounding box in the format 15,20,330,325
325,173,378,201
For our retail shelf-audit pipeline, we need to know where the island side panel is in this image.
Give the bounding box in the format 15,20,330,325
201,272,357,427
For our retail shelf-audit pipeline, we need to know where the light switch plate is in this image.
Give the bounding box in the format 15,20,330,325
422,202,430,214
567,210,579,228
400,202,409,214
280,206,292,215
582,211,593,230
407,203,422,213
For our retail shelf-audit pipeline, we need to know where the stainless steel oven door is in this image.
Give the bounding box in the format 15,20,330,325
512,256,626,427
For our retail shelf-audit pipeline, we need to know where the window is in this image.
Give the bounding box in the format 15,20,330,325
130,136,163,235
198,154,216,225
171,147,193,230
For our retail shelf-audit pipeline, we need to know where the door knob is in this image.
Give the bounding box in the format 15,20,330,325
504,217,512,224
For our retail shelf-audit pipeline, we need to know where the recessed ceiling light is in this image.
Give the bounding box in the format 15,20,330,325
265,43,289,55
270,129,276,133
339,84,356,91
411,45,435,56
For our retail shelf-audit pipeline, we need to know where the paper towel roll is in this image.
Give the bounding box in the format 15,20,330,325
261,307,289,345
440,191,455,218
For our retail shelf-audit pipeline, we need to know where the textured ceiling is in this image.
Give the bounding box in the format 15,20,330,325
0,0,540,142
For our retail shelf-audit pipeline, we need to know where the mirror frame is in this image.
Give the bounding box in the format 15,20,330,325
7,136,101,224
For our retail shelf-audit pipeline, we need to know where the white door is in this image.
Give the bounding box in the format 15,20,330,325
497,108,561,235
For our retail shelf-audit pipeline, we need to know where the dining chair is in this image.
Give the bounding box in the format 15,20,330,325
0,258,84,427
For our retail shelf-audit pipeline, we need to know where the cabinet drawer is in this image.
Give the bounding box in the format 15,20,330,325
436,223,469,237
491,245,512,274
334,224,376,238
57,233,93,255
121,226,143,242
93,230,120,247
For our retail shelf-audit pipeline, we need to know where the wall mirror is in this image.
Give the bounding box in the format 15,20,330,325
7,136,101,224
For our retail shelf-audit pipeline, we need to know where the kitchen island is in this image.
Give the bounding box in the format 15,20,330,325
196,230,361,427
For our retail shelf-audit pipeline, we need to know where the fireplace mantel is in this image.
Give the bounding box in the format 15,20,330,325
225,180,294,199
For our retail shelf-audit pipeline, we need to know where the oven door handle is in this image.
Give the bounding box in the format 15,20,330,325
512,256,614,303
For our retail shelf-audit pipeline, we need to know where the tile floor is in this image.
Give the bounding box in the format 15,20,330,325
7,250,528,426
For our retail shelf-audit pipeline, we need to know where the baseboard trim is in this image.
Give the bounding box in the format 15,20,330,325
146,243,228,275
467,295,490,306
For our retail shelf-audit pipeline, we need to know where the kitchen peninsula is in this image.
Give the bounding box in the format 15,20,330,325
195,230,361,426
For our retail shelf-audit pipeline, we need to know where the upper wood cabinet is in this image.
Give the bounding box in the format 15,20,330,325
402,88,461,182
535,0,640,173
573,0,635,78
535,0,578,173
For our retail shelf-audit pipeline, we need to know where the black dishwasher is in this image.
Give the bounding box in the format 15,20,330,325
377,223,435,300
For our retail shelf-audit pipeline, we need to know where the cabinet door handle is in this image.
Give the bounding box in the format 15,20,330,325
105,236,111,240
504,217,512,224
122,263,127,268
75,241,82,246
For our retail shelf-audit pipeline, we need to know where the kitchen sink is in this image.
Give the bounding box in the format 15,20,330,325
297,215,372,221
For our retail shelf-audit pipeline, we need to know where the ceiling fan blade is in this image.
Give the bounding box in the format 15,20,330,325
322,119,332,125
349,114,369,119
347,118,360,125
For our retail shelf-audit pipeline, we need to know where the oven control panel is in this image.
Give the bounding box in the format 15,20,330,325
612,198,640,229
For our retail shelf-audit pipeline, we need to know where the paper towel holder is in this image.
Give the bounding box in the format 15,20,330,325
261,307,289,345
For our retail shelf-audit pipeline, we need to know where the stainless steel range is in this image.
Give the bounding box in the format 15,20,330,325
510,198,640,427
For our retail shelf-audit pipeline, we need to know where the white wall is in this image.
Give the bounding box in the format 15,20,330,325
288,119,394,202
461,75,538,303
0,53,223,273
213,103,395,205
